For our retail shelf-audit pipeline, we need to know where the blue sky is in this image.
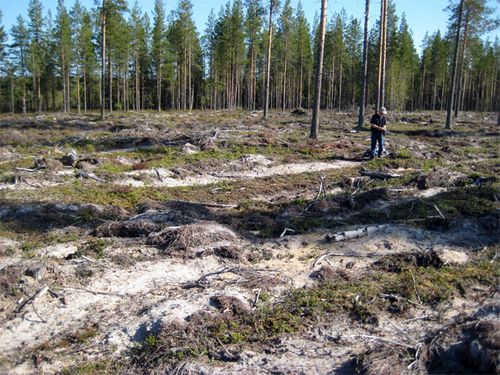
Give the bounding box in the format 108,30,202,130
0,0,498,54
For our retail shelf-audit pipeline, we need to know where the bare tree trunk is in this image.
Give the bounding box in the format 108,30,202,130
135,55,140,110
10,75,15,114
22,81,27,115
455,12,469,118
157,65,161,111
377,0,387,110
84,65,87,113
100,3,106,120
109,54,113,112
62,50,67,113
263,1,275,119
357,0,370,129
445,0,464,129
310,0,328,139
380,0,387,108
77,64,81,114
37,74,41,113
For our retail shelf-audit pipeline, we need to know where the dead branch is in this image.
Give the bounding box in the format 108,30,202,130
325,225,388,242
280,228,296,237
379,293,425,308
15,285,49,314
216,337,237,360
316,175,327,200
182,267,240,289
76,170,106,183
15,167,42,172
344,334,415,349
154,168,163,182
433,204,446,220
312,251,382,269
252,289,261,310
299,200,319,216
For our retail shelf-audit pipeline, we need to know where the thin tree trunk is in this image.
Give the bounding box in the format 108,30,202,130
310,0,328,139
455,12,469,117
109,54,113,112
263,1,274,119
62,50,67,113
84,66,87,113
357,0,370,129
37,74,41,113
100,4,106,120
135,55,140,110
445,0,464,129
10,75,15,115
77,64,81,114
380,0,387,108
157,62,161,111
22,80,27,115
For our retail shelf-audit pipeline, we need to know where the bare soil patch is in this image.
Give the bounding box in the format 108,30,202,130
0,110,498,374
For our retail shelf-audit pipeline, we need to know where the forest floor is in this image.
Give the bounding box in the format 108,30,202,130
0,109,498,374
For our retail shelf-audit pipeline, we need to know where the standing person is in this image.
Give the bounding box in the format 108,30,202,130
369,107,387,159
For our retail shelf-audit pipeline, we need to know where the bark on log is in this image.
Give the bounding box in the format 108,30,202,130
325,224,388,242
360,169,401,179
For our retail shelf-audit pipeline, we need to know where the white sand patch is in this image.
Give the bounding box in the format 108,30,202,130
115,160,357,188
0,256,222,355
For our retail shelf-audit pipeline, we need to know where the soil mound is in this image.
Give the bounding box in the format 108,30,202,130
421,319,500,374
95,220,161,238
373,250,443,273
146,222,240,258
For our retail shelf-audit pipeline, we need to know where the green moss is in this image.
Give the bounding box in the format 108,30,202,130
59,360,115,375
76,239,110,259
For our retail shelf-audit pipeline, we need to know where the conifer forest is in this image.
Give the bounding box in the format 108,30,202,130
0,0,499,374
0,0,498,115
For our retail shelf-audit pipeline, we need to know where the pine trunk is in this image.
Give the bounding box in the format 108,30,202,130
445,0,464,129
310,0,328,139
100,6,106,120
263,1,274,119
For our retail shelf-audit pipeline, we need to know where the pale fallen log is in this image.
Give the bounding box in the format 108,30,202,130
15,167,41,172
76,170,106,183
173,200,239,209
325,224,388,242
360,169,402,180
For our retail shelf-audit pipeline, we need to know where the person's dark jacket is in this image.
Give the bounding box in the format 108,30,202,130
370,113,386,134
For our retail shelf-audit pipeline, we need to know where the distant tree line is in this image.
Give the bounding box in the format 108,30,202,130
0,0,497,115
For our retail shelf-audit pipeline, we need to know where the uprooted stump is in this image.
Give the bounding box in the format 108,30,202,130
146,222,240,258
416,169,468,190
420,319,500,374
310,265,350,282
373,250,443,273
356,345,415,375
209,295,251,315
95,220,161,238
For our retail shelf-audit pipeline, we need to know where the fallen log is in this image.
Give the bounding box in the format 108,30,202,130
325,224,388,242
360,169,402,180
172,200,239,209
76,170,106,183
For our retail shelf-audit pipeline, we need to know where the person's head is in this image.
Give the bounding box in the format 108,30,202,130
378,107,387,116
